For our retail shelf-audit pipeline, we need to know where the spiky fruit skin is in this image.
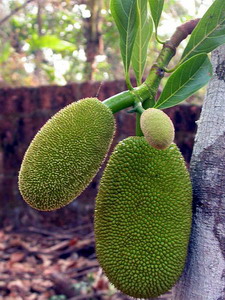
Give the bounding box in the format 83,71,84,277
19,98,115,211
95,137,192,299
140,108,175,150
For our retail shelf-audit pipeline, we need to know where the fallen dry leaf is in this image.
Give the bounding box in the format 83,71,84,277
31,278,53,293
7,279,29,292
10,252,26,263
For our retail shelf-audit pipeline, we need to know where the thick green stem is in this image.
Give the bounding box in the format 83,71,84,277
103,90,134,113
143,44,176,109
103,83,150,113
103,42,178,115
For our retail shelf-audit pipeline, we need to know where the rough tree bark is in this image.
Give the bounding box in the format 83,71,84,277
173,45,225,299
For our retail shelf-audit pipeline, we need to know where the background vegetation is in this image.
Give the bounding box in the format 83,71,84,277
0,0,213,89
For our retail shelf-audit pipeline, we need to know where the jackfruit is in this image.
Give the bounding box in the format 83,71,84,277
19,98,115,211
140,108,175,149
95,136,192,298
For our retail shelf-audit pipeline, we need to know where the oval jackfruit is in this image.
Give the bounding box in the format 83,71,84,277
95,137,192,298
140,108,175,149
19,98,115,211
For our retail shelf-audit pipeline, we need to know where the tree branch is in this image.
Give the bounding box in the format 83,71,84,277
167,19,200,51
0,0,34,27
37,0,43,36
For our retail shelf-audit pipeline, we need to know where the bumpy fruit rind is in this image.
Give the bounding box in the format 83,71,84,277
95,137,192,298
19,98,115,211
140,108,175,150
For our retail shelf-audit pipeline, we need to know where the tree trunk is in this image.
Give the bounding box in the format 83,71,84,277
173,45,225,299
34,0,46,85
83,0,103,81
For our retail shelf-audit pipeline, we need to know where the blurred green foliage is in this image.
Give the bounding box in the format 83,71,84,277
0,0,212,89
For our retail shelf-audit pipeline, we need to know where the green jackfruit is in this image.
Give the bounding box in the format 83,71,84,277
95,137,192,298
19,98,115,211
140,108,175,149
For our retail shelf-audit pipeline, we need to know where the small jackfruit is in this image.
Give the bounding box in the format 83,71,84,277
19,98,115,211
95,137,192,299
140,108,175,149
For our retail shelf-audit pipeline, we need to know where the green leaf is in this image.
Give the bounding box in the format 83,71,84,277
149,0,164,31
110,0,138,77
154,53,212,109
182,0,225,61
132,0,153,86
27,35,76,52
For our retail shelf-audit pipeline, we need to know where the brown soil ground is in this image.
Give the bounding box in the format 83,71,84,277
0,215,172,300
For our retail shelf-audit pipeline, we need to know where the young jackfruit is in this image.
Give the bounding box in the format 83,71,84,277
140,108,175,149
19,98,115,211
95,137,192,299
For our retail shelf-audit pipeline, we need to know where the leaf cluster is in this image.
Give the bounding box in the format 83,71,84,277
110,0,225,109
